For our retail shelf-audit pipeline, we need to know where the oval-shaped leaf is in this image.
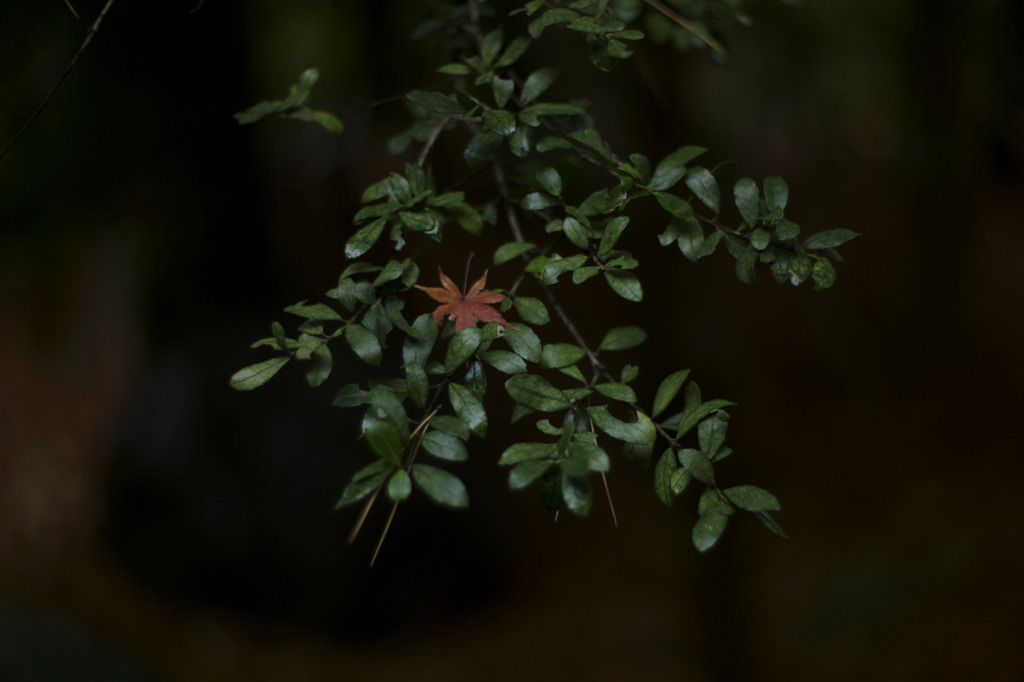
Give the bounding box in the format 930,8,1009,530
445,327,483,374
733,178,760,227
692,512,729,552
230,356,290,391
723,485,780,512
684,167,721,214
421,430,468,462
604,269,643,301
387,469,412,501
505,373,571,412
345,218,387,259
521,67,559,104
345,323,383,366
598,325,646,351
678,448,715,485
594,382,636,402
509,459,555,489
479,349,527,375
449,382,487,438
365,420,405,467
652,369,690,418
588,405,656,445
515,297,550,325
499,441,558,466
540,343,586,369
503,325,543,363
654,449,679,507
411,463,469,509
802,228,861,250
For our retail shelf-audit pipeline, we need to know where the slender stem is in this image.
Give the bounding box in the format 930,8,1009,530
417,117,450,168
1,0,117,162
641,0,726,56
370,501,400,567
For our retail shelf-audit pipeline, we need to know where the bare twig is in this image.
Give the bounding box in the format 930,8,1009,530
641,0,725,56
63,0,79,19
1,0,117,162
417,117,450,167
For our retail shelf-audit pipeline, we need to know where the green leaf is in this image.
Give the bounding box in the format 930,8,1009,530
763,176,788,211
598,216,629,257
535,167,563,196
697,413,729,458
562,216,590,248
345,324,382,366
494,241,536,265
671,467,692,496
387,469,412,501
514,297,549,325
510,124,533,157
481,28,504,64
678,448,715,485
307,344,332,387
444,327,483,374
505,374,571,412
403,314,438,366
652,369,689,418
496,36,532,68
334,461,391,508
405,360,429,408
594,382,636,402
411,463,469,509
508,459,555,489
754,511,790,540
503,325,543,362
540,343,586,369
430,415,470,441
368,386,410,438
421,430,468,462
285,301,342,321
483,109,517,137
599,325,646,351
811,257,837,290
492,76,515,109
561,472,593,516
345,218,387,259
437,62,472,75
673,397,735,440
735,243,758,284
776,219,800,240
604,269,643,301
528,7,579,38
230,356,290,391
567,128,613,163
365,420,405,467
654,449,679,507
407,90,465,117
521,67,559,105
649,146,706,191
684,167,721,213
802,228,861,250
449,382,487,438
692,511,729,552
723,485,780,512
333,383,370,407
537,467,563,510
479,349,527,375
521,191,560,211
733,178,761,227
654,192,694,220
588,405,656,444
572,266,600,284
498,441,558,466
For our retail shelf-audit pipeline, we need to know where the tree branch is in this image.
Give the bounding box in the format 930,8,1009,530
0,0,117,162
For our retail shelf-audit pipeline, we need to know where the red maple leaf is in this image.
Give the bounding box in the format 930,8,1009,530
415,266,519,333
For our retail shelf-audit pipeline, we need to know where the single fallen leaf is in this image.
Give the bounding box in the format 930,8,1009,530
415,267,519,333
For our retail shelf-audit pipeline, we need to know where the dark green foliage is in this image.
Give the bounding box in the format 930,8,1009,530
232,0,858,556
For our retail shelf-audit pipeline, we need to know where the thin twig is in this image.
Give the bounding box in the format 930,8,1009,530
370,501,400,567
63,0,79,19
417,117,450,167
641,0,725,56
0,0,116,162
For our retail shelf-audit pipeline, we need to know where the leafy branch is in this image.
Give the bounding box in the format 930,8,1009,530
231,0,858,561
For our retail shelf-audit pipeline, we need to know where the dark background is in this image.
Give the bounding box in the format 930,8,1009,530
2,1,1022,680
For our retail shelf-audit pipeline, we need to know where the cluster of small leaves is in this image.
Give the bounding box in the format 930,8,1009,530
233,68,344,133
232,0,857,555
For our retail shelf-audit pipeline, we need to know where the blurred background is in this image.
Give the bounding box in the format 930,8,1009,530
1,0,1022,680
